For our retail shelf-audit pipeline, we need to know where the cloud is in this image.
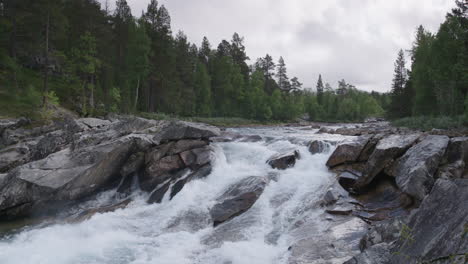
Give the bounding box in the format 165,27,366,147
100,0,454,92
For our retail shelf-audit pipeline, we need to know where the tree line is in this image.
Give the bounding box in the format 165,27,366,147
388,0,467,120
0,0,387,122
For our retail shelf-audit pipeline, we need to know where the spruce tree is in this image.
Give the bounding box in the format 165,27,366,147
316,74,324,104
388,49,407,118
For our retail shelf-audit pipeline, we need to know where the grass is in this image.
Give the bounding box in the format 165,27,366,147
392,115,467,130
138,112,281,127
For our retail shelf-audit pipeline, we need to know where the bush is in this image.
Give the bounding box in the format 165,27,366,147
392,116,466,130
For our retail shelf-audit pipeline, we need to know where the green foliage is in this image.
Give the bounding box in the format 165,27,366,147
392,116,466,130
390,3,468,122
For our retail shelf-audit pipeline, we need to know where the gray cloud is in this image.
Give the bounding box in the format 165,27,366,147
101,0,454,92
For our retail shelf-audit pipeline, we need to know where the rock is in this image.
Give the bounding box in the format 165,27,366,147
317,127,334,134
388,179,468,264
77,118,112,130
391,135,449,201
338,171,361,192
179,146,213,169
0,134,154,219
359,217,404,251
31,130,71,160
445,137,468,164
354,134,420,190
357,134,385,162
121,152,145,178
167,139,208,156
344,243,391,264
0,144,30,173
325,207,353,216
308,140,330,155
326,136,371,168
0,118,30,134
238,135,263,142
210,176,267,226
68,199,132,223
142,154,185,191
267,150,300,170
321,190,339,206
153,121,221,142
147,181,172,204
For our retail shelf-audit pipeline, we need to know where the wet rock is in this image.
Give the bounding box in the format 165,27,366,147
179,146,213,169
238,135,263,142
321,190,339,206
0,134,153,219
338,171,361,192
267,150,300,170
308,140,330,155
317,127,334,134
354,134,420,190
359,217,404,251
142,154,185,191
121,152,145,178
326,207,353,216
147,181,172,204
210,176,267,226
326,136,371,168
68,199,132,223
389,179,468,264
344,243,391,264
392,135,449,201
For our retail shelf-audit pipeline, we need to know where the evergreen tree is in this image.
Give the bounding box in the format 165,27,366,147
316,74,324,104
194,62,211,116
199,36,211,66
388,49,408,118
276,56,290,91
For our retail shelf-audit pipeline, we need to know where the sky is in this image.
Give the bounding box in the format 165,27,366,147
100,0,455,92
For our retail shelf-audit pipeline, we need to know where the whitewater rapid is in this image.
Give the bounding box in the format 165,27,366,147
0,126,354,264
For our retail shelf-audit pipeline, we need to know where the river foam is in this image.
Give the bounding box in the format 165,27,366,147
0,126,353,264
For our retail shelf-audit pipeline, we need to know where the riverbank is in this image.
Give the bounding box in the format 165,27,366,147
0,115,466,263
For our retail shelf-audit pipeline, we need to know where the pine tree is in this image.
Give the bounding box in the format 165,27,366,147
199,36,211,66
194,62,212,116
388,49,408,118
316,74,324,104
277,56,289,91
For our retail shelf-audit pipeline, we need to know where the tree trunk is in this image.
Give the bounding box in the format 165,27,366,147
42,10,50,108
134,77,140,112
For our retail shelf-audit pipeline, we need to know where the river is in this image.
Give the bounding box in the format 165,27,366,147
0,126,364,264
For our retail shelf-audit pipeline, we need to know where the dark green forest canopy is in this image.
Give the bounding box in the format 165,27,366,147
0,0,406,122
388,0,468,123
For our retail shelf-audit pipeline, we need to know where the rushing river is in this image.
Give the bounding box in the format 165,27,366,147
0,126,362,264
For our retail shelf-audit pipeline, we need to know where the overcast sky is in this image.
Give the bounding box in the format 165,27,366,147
101,0,454,92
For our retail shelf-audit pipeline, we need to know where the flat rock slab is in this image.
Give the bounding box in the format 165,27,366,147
210,176,267,227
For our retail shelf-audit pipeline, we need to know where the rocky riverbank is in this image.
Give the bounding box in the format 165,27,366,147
0,116,220,220
318,124,467,264
0,117,466,263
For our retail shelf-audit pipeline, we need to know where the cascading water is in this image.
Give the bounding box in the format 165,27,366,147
0,126,361,264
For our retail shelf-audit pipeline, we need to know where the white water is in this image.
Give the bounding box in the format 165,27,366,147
0,126,356,264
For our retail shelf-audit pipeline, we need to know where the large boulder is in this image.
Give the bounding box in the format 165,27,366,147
308,140,331,155
210,176,267,227
0,134,153,219
354,134,420,190
151,121,220,143
267,150,300,170
388,179,468,264
326,136,371,168
391,135,449,201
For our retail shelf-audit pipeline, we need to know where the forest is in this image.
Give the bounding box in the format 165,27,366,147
0,0,388,123
387,1,467,127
